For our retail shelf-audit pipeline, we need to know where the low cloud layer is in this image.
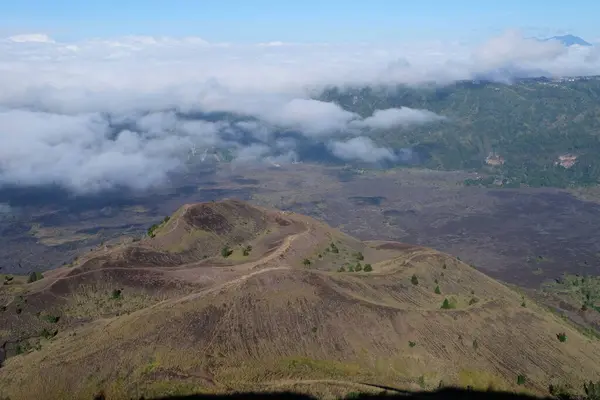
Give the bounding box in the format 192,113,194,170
0,30,598,193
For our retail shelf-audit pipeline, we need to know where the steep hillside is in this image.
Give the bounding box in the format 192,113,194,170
0,200,599,400
319,79,600,188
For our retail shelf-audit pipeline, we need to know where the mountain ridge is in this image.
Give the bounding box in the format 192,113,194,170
0,200,599,399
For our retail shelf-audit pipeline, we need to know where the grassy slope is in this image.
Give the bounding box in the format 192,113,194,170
1,201,600,399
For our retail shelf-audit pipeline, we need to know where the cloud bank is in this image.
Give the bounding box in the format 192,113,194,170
0,30,598,193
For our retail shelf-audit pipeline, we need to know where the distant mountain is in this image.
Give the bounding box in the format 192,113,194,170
545,34,592,46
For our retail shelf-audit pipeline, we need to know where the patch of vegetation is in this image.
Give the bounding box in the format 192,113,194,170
147,223,160,238
434,285,441,294
27,271,44,283
441,298,456,310
544,274,600,314
468,297,479,306
584,381,600,400
472,339,478,351
242,245,252,256
363,264,373,272
40,328,58,340
337,266,346,272
411,274,419,285
354,252,364,261
43,314,60,324
418,375,426,388
442,263,447,269
221,246,233,258
111,289,122,300
354,263,363,272
330,243,339,254
517,374,526,386
557,332,567,343
303,258,312,266
549,383,575,399
408,341,416,348
348,265,355,272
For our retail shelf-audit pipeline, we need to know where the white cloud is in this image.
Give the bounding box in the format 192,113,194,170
0,30,598,193
7,33,55,43
328,137,396,163
356,108,446,130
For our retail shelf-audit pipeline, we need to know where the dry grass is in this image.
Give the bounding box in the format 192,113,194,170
2,200,600,400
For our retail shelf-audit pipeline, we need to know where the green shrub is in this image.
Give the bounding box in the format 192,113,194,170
303,259,312,266
557,332,567,342
163,216,170,223
111,289,122,300
411,274,419,285
355,252,364,261
44,315,60,324
337,266,346,272
468,297,478,305
147,223,160,238
584,381,600,400
221,246,233,258
441,298,454,309
409,341,416,348
242,245,252,256
363,264,373,272
517,375,526,385
354,263,363,272
443,263,447,269
348,265,355,272
434,285,441,294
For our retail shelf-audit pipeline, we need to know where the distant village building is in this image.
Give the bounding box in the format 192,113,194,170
485,152,505,166
555,154,578,168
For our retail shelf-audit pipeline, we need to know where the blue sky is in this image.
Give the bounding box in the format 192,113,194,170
1,0,598,43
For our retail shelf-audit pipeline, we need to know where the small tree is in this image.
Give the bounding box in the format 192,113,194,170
409,341,416,348
355,263,363,272
442,263,447,269
355,252,364,261
221,246,233,258
111,289,122,300
337,266,346,272
348,265,355,272
303,258,312,266
517,375,526,386
411,274,419,285
434,285,441,294
242,245,252,256
557,332,567,343
441,298,452,309
364,264,373,272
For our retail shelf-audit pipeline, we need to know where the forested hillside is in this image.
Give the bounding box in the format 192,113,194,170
320,77,600,188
